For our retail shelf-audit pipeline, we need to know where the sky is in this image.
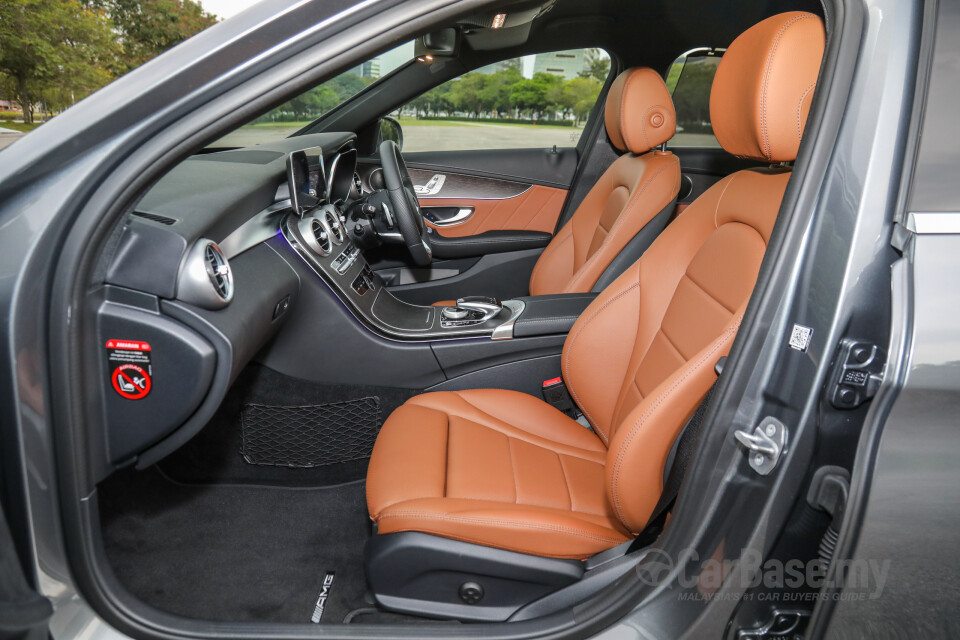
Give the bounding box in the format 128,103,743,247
199,0,264,20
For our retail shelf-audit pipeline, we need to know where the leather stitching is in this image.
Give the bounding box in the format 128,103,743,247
683,272,737,314
609,318,742,526
517,316,581,324
619,69,637,152
557,454,574,511
796,83,816,141
506,437,518,504
448,393,606,463
376,510,627,544
565,159,676,293
640,104,667,151
760,14,815,160
563,278,643,445
713,172,739,229
656,327,687,362
530,229,572,293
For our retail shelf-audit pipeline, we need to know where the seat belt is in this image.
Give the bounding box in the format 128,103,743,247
632,356,726,548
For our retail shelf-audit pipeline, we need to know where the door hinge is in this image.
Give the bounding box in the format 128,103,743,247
734,417,788,475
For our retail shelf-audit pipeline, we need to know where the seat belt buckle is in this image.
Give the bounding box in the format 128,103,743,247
542,377,577,417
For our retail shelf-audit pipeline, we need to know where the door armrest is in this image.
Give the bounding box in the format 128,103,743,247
430,230,552,259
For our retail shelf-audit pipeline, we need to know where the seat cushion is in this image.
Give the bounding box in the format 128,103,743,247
367,389,631,559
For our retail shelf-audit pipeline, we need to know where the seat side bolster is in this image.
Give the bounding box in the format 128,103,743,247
366,403,449,518
605,313,742,533
529,224,576,296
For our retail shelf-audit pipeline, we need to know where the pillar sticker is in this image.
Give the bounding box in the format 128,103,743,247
106,339,152,400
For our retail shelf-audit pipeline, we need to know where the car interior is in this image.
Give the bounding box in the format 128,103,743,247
84,0,828,628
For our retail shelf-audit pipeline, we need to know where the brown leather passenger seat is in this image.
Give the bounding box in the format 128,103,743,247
433,67,681,306
366,10,825,612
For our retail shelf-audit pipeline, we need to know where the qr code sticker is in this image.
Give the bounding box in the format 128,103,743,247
789,324,814,352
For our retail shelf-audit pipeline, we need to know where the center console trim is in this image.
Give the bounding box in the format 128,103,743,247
281,211,523,342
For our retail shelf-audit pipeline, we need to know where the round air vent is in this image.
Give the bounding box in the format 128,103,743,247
177,239,233,309
323,208,345,245
298,214,333,256
204,243,233,300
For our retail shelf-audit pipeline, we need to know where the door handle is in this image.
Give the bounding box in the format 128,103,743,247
414,173,446,196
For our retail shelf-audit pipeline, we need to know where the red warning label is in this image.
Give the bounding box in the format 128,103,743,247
106,339,152,399
111,363,151,400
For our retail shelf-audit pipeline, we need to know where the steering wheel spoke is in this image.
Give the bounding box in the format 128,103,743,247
379,140,432,266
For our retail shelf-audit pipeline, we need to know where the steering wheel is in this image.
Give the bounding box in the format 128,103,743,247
379,140,432,266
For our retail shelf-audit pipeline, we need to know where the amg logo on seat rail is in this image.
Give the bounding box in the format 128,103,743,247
310,571,336,623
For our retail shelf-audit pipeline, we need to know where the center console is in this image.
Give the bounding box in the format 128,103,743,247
282,208,524,341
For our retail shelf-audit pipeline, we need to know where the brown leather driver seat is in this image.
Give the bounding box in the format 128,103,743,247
366,11,825,619
433,67,680,306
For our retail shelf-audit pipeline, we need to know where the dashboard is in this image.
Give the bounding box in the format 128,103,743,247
93,131,524,482
97,133,360,471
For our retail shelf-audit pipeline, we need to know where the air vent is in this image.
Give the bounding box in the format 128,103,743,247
324,209,345,245
177,239,233,309
313,218,332,253
204,243,232,300
132,210,177,225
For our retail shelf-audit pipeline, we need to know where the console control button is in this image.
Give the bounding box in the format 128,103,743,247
442,306,470,320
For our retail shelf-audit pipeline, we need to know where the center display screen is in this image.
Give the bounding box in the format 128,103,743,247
287,147,326,215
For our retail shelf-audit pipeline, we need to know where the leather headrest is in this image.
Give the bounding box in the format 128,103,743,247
604,67,676,154
710,12,825,162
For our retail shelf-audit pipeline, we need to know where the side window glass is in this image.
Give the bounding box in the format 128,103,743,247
396,48,610,152
665,49,723,148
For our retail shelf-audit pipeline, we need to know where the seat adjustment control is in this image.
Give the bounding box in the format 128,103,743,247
459,581,484,604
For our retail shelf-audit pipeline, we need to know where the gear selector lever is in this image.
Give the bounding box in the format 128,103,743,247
439,297,503,328
455,296,502,319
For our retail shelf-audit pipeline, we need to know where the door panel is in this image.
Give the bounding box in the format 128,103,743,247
417,183,567,238
404,148,578,189
402,148,575,239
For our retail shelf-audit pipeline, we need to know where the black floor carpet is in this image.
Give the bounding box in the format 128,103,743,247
98,468,380,623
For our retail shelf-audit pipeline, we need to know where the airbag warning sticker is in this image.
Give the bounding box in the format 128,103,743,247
106,340,152,400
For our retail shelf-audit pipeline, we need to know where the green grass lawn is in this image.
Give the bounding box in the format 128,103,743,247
396,117,580,130
242,117,582,131
0,120,42,133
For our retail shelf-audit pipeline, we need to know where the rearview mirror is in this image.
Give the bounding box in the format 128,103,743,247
414,28,460,59
379,116,403,151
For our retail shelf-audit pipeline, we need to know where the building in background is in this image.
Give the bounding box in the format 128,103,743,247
350,58,381,79
0,99,23,114
532,50,587,80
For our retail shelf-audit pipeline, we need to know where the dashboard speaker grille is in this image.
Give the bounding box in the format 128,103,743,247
240,398,381,467
132,210,177,225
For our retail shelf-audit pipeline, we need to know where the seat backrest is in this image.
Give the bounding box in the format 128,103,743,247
561,11,826,533
529,68,681,296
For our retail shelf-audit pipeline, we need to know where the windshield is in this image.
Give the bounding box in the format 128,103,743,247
211,41,415,148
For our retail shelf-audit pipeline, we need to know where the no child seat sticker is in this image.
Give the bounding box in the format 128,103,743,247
106,339,152,400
